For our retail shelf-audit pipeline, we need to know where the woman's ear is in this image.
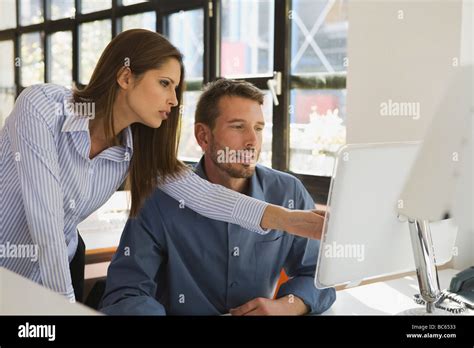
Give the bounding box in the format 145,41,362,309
116,66,133,90
194,123,211,152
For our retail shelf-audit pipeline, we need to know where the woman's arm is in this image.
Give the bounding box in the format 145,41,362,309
8,87,75,301
260,205,325,239
159,168,324,239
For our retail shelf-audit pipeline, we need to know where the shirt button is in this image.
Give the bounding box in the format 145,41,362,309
230,282,238,288
89,169,94,175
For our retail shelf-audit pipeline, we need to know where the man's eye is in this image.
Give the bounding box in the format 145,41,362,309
256,128,263,132
160,80,170,87
232,125,243,129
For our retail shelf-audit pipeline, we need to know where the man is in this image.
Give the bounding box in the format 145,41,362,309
100,79,336,315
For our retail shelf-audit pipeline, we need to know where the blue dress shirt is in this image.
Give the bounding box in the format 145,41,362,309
101,158,336,315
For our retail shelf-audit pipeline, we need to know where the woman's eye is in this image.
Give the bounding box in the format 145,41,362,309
160,80,170,88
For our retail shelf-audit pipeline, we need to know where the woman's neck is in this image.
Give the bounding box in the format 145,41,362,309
88,91,136,159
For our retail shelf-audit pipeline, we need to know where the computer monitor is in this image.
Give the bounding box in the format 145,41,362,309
314,142,458,289
398,66,473,236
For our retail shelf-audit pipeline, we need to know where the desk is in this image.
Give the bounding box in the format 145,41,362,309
83,228,120,264
78,192,129,279
82,228,122,281
323,268,473,315
81,228,123,302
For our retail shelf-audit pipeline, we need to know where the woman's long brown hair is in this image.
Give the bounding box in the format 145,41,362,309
73,29,186,217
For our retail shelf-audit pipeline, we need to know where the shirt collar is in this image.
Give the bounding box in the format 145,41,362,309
60,93,90,133
61,115,89,133
61,97,133,153
122,126,134,152
194,156,265,201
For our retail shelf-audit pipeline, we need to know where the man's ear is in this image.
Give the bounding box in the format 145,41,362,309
116,66,133,90
195,123,211,152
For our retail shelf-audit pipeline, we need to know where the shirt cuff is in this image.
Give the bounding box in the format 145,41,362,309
277,277,336,314
232,195,270,234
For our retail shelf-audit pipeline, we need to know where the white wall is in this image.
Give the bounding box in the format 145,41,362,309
345,0,473,269
346,0,462,144
452,0,473,270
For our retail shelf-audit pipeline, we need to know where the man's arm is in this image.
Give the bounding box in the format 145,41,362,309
230,178,335,316
100,196,167,315
229,294,309,316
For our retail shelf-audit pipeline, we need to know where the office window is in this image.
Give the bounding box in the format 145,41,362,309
122,0,148,5
79,20,112,84
49,31,73,87
20,0,44,26
81,0,111,14
167,9,204,80
121,12,156,32
258,91,273,167
0,41,15,127
291,0,347,74
165,8,205,161
289,89,346,176
219,0,274,166
50,0,75,20
289,0,348,176
0,0,16,30
178,91,202,162
221,0,274,77
20,32,45,86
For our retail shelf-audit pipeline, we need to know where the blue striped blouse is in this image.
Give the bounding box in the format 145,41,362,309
0,84,269,301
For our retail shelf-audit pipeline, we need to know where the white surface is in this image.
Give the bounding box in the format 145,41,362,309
323,269,473,315
0,267,99,315
398,66,473,222
81,228,123,251
396,65,473,269
78,191,129,250
346,0,462,144
315,142,458,288
461,0,473,65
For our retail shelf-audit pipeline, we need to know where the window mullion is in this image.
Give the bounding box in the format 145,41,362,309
72,0,80,86
204,0,220,83
272,0,291,171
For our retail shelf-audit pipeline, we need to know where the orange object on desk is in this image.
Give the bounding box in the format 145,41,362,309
273,270,289,298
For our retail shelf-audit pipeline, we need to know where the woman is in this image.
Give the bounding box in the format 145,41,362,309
0,29,324,303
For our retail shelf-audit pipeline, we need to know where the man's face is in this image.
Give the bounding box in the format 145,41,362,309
207,96,265,179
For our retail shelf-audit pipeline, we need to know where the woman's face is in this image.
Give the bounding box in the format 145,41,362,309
125,58,181,129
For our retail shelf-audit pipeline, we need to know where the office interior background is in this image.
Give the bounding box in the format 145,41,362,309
0,0,473,320
0,0,348,203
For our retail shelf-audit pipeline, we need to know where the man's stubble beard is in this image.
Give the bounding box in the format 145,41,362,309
208,136,259,179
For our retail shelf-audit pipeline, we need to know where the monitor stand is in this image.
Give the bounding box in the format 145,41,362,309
409,219,441,313
397,218,442,315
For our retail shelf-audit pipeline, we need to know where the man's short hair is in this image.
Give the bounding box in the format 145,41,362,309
195,78,265,130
